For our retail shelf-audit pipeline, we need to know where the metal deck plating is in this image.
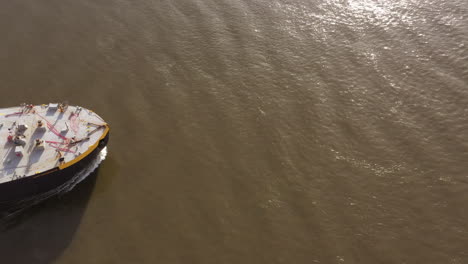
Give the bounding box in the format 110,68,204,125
0,103,109,184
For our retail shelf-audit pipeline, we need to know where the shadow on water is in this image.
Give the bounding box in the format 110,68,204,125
0,168,100,264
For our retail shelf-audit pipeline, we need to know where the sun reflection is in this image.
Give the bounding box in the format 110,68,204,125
269,0,417,40
345,0,396,24
347,0,389,14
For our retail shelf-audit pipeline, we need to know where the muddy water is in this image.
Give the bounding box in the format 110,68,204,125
0,0,467,263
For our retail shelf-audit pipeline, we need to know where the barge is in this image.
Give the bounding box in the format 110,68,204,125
0,103,109,204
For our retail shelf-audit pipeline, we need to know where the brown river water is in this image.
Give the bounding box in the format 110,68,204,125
0,0,467,263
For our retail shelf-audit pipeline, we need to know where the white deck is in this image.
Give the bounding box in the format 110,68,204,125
0,104,107,183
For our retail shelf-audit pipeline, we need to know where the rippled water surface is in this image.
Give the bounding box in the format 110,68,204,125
0,0,467,263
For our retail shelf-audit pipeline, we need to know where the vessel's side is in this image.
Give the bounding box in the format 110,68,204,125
0,132,109,204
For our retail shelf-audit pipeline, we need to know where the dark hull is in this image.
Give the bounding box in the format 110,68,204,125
0,133,109,206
